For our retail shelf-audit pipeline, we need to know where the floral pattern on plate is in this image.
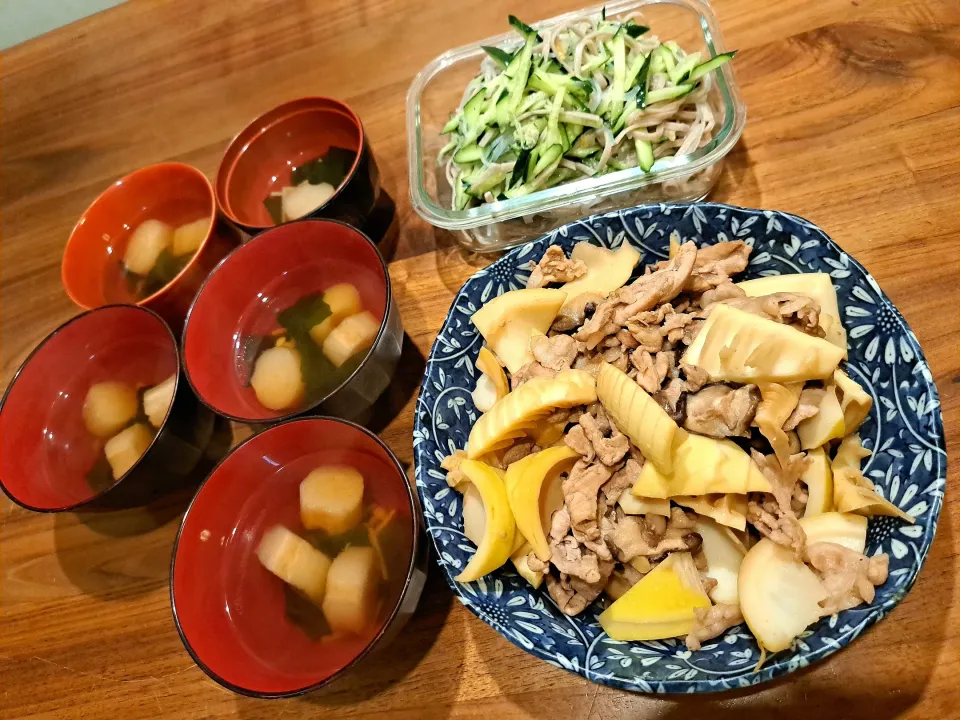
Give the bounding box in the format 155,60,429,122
412,203,946,693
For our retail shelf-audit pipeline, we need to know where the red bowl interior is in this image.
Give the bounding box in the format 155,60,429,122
62,163,216,309
182,220,388,422
171,417,416,696
0,306,178,511
216,97,363,230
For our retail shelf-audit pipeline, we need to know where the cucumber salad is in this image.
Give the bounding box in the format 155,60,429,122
438,13,736,210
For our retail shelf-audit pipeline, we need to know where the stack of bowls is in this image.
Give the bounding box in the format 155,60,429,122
0,96,423,698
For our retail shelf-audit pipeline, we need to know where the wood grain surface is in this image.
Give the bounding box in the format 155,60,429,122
1,0,958,718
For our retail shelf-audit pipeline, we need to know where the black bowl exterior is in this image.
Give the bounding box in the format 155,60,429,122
307,137,381,233
318,289,403,423
84,369,226,510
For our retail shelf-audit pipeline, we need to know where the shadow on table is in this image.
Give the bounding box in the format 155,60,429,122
480,513,954,720
51,417,234,600
365,332,426,438
710,139,761,208
233,556,461,718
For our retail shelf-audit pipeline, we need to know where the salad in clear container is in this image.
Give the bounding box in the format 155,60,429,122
406,0,746,253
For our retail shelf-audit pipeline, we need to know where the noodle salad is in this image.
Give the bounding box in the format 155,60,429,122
438,13,736,210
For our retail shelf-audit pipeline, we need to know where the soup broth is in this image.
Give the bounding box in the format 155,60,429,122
238,266,384,414
230,448,414,674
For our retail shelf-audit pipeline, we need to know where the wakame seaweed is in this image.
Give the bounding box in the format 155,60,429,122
290,146,355,188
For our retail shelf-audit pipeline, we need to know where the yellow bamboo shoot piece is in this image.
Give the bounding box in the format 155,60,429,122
300,466,364,535
466,370,597,459
507,446,579,562
632,433,771,498
597,362,683,474
832,435,915,523
471,288,567,373
456,459,516,582
799,512,868,554
736,272,846,351
510,541,544,589
673,494,748,531
104,423,153,479
309,283,363,344
558,242,640,308
83,381,139,438
833,368,872,433
739,538,827,652
256,526,332,605
682,304,845,383
143,374,176,428
322,311,380,367
797,384,845,449
251,346,305,410
801,447,833,517
322,546,381,634
599,552,710,641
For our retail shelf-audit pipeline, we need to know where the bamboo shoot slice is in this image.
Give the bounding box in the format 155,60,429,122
143,374,176,428
558,242,640,308
696,516,747,605
673,493,748,531
455,459,516,582
682,304,845,383
736,273,846,351
507,446,579,561
833,368,872,433
739,538,827,652
632,433,770,498
471,288,567,373
801,447,833,517
799,512,868,554
796,384,845,449
618,493,671,517
597,362,683,474
466,370,597,459
598,552,710,641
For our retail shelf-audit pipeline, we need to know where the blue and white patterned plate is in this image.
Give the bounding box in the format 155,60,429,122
412,203,946,693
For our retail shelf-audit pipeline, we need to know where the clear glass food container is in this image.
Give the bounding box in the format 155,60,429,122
406,0,746,253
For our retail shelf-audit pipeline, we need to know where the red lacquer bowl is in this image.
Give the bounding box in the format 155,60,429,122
0,306,216,512
181,219,402,424
62,163,241,329
215,97,380,234
170,416,426,697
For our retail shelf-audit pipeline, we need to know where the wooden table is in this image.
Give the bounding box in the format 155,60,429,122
1,0,958,717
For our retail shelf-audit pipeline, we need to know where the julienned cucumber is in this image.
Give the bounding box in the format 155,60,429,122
482,45,515,68
634,139,655,172
440,12,738,210
644,83,694,106
688,51,737,83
